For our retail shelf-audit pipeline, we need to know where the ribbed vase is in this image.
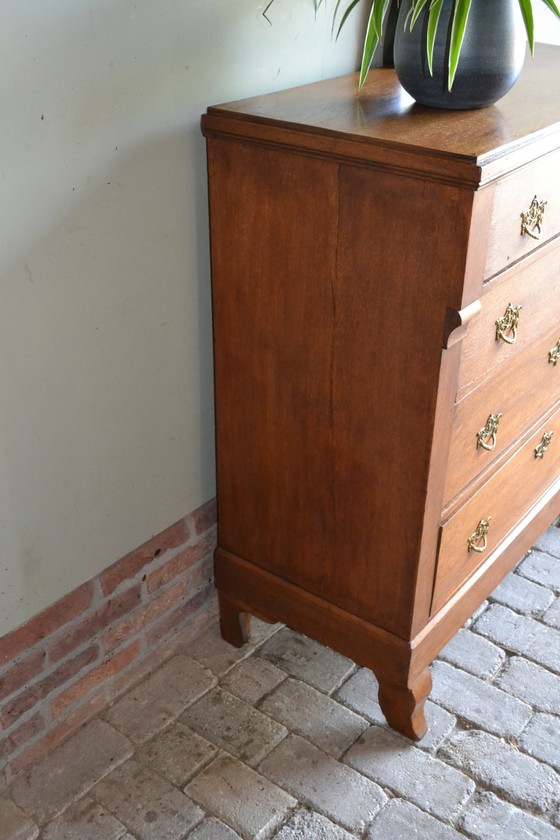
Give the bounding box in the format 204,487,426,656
393,0,527,109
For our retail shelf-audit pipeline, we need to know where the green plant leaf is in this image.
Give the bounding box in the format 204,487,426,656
518,0,535,53
448,0,473,90
539,0,560,17
372,0,394,39
426,0,444,75
358,1,383,87
409,0,432,29
334,0,363,39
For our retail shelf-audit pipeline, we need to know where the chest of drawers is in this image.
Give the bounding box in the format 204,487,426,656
201,46,560,739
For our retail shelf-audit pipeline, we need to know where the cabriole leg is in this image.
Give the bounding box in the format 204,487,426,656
377,666,432,741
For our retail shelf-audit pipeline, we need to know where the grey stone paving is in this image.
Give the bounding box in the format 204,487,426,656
260,733,387,833
40,798,133,840
3,527,560,840
438,627,506,679
344,726,475,822
259,677,369,758
91,760,204,840
9,720,133,825
0,798,39,840
102,653,217,745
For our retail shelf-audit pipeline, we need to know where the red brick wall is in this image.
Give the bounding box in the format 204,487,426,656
0,499,218,780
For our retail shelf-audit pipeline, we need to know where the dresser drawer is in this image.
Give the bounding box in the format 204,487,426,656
433,404,560,613
458,237,560,398
485,147,560,279
445,326,560,505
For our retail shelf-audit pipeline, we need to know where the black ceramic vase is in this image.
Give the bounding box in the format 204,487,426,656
393,0,527,109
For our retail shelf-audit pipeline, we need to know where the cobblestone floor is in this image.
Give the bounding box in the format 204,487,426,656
2,528,560,840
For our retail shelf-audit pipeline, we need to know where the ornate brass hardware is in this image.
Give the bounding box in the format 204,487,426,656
549,339,560,366
535,431,554,459
495,303,522,344
476,413,503,451
467,517,492,554
520,195,547,240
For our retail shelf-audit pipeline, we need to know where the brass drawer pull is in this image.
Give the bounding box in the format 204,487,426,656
520,195,547,240
495,303,522,344
476,413,503,451
549,339,560,366
467,517,492,554
535,431,554,459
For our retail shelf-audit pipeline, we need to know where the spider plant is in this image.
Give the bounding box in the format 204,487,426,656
333,0,560,89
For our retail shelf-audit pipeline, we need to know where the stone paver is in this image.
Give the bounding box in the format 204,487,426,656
103,653,216,744
518,713,560,771
414,701,457,752
0,798,39,840
430,661,532,737
187,620,282,677
437,627,506,679
186,753,296,840
91,759,203,840
366,798,466,840
489,572,555,616
474,604,560,673
494,656,560,714
6,528,560,840
517,551,560,591
135,720,218,786
344,726,474,822
180,686,287,767
272,807,356,839
459,791,560,840
334,668,386,726
40,797,132,840
260,734,387,834
10,720,132,825
543,598,560,629
188,817,243,840
533,527,560,558
221,657,287,705
259,677,368,758
439,729,560,814
463,600,489,627
258,628,355,693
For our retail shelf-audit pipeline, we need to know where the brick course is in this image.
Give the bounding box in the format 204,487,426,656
0,499,218,781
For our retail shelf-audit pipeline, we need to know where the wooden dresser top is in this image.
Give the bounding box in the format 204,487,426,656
202,45,560,187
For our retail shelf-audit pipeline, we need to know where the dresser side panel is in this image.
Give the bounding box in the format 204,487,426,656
208,137,340,596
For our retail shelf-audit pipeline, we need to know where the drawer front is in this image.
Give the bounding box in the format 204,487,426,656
445,326,560,505
458,238,560,398
485,147,560,279
433,405,560,613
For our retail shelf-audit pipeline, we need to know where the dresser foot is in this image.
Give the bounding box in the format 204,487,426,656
377,667,432,741
218,592,251,648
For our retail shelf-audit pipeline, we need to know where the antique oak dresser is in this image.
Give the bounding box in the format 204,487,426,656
201,46,560,739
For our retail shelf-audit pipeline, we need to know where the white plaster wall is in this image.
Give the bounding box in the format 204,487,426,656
1,1,559,638
0,0,364,637
534,2,560,42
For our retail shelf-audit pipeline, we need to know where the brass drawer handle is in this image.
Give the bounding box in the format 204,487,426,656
467,517,492,553
520,195,547,240
495,303,522,345
535,431,554,459
476,413,503,451
549,339,560,366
